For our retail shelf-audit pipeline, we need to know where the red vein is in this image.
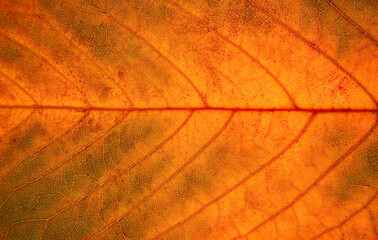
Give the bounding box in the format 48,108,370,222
91,111,235,239
245,0,378,107
151,112,315,240
311,192,377,240
161,0,298,108
325,0,377,46
0,104,377,112
234,118,378,239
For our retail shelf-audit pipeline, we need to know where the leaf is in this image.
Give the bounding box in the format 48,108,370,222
0,0,377,239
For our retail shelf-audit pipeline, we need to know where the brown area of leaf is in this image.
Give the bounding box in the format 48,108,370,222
0,0,377,239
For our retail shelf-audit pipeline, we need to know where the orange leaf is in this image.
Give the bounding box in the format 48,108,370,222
0,0,377,239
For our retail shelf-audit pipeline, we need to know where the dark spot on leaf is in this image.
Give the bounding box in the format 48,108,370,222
15,123,45,150
39,0,56,12
0,45,22,62
120,120,162,153
305,0,329,12
324,127,354,148
366,141,378,172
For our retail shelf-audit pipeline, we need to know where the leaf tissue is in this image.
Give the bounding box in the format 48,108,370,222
0,0,377,239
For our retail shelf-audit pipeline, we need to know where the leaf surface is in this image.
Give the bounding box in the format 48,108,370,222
0,0,377,239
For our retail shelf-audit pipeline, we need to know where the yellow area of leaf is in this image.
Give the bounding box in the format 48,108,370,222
0,0,377,239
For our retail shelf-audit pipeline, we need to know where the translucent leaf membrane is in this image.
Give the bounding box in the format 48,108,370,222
0,0,377,239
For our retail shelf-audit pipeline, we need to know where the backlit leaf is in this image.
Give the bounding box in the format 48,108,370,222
0,0,377,239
